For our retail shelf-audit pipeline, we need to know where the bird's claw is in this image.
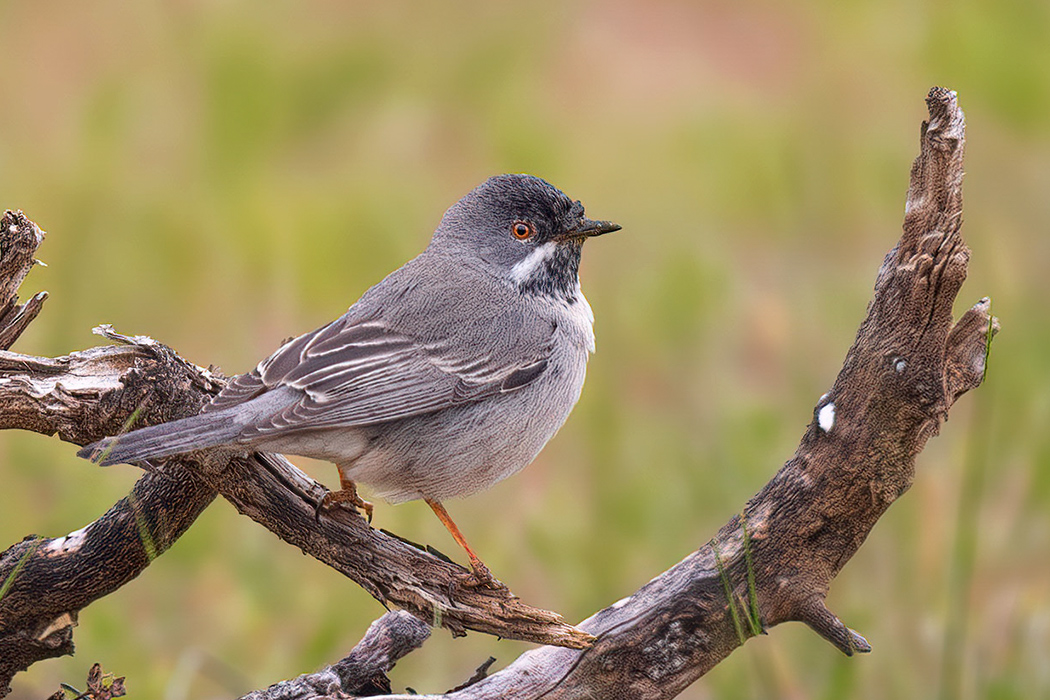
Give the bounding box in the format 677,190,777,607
455,558,507,592
316,488,374,523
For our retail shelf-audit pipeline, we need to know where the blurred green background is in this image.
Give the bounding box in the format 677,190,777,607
1,1,1048,698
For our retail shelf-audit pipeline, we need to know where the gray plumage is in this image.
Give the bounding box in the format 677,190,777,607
79,174,619,505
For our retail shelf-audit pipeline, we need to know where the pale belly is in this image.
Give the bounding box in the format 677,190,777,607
258,292,596,504
345,338,589,503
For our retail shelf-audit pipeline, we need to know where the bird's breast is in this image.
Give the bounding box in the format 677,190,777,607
555,289,596,355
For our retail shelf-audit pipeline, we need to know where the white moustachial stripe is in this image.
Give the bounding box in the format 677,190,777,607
510,241,557,285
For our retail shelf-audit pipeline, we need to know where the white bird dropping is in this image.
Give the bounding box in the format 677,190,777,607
818,402,836,432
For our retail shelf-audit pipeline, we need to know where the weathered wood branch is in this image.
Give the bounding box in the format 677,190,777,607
237,611,432,700
295,87,989,700
181,436,592,650
0,211,48,349
0,88,994,699
0,213,222,693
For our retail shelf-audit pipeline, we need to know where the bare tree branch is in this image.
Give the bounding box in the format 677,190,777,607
321,86,990,700
237,611,431,700
0,212,222,692
0,211,47,349
0,88,995,699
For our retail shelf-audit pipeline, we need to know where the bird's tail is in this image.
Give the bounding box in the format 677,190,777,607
77,411,243,466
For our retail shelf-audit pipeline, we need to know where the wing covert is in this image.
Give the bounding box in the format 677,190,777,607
219,313,554,439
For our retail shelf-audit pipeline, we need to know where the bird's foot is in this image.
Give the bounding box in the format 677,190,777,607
316,479,373,523
455,557,508,592
422,498,507,591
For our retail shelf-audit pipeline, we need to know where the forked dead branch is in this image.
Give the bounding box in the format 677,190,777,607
0,88,994,699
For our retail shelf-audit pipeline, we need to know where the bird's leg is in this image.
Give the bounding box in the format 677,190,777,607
424,498,505,590
319,474,374,523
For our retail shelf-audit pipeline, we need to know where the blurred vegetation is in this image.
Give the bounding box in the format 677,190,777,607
1,1,1048,698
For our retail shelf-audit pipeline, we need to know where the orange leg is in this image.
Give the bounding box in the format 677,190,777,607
320,474,374,523
425,498,502,588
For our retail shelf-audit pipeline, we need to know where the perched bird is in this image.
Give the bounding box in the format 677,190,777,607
79,174,620,585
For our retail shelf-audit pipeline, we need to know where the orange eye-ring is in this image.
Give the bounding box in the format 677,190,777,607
511,221,533,240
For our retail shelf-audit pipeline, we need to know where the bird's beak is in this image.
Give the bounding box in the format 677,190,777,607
556,218,622,242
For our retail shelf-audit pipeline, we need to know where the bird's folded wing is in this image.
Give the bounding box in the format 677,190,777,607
205,315,552,437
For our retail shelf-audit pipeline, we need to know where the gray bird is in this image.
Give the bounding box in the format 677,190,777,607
79,174,620,585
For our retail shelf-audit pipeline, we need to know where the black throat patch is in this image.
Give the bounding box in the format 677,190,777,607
516,241,582,302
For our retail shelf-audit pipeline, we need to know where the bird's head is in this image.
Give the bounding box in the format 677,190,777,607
430,174,620,300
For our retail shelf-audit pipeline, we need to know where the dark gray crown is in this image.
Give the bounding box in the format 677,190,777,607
430,174,617,301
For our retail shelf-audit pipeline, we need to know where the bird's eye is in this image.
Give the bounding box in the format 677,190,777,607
511,221,534,240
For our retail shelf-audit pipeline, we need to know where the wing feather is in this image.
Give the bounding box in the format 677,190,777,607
207,312,554,439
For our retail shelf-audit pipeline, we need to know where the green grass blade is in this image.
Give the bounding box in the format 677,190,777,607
712,537,747,646
0,537,43,603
